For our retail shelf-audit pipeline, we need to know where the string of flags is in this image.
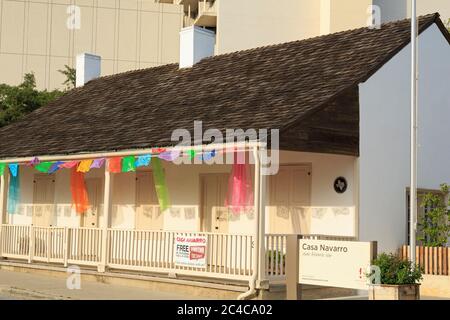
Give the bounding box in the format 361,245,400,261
0,148,219,215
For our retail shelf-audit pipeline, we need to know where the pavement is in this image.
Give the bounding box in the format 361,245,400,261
0,269,210,300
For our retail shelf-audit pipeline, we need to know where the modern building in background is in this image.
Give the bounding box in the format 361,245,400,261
0,0,183,89
0,0,449,90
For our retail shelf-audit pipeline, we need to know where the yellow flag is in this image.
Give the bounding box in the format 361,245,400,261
77,159,93,173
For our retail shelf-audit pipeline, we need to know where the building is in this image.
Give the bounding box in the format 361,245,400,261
2,0,449,90
0,14,449,298
0,0,183,89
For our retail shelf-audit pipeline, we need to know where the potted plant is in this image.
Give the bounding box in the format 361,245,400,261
367,253,423,300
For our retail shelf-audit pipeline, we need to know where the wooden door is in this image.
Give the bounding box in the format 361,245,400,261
135,171,163,230
201,174,230,233
32,175,55,227
269,165,311,234
82,178,102,228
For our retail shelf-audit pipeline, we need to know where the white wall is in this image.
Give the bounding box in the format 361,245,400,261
7,151,357,238
359,23,450,252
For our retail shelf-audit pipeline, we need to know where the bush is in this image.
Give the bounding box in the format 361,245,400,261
369,253,422,285
418,183,450,247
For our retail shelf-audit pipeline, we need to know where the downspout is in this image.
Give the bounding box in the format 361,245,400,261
238,146,260,300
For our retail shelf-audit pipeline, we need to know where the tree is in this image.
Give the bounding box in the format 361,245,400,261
418,183,450,247
0,73,63,127
58,65,76,90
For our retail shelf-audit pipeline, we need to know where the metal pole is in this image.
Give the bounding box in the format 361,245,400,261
410,0,418,266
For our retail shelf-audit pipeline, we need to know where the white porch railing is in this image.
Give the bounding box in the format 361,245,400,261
0,225,254,281
264,234,357,281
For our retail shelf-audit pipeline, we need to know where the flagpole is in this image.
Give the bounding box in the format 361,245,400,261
410,0,418,266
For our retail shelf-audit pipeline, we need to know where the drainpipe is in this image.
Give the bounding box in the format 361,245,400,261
238,146,260,300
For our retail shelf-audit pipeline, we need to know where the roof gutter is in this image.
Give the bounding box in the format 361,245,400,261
0,141,266,164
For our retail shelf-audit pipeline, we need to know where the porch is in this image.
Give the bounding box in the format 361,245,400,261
0,147,358,288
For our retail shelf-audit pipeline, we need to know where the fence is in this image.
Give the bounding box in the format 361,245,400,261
265,234,357,281
400,245,449,276
0,225,254,281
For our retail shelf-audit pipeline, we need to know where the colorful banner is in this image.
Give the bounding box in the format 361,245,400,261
225,154,254,214
59,161,80,169
135,155,151,167
7,167,20,214
158,150,180,162
175,235,207,268
34,161,54,173
90,158,105,169
152,158,170,212
8,164,18,177
70,167,89,214
0,163,5,176
108,157,122,173
77,159,93,173
48,161,64,174
122,156,136,172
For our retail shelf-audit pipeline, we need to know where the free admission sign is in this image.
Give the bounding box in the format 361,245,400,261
175,235,208,268
298,239,376,290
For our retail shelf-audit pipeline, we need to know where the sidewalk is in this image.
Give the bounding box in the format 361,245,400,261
0,269,210,300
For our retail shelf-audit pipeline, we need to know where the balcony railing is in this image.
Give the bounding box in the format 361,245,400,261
0,224,254,281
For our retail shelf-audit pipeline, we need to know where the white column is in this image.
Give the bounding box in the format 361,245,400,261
257,147,268,289
98,166,113,272
0,172,8,258
252,147,260,289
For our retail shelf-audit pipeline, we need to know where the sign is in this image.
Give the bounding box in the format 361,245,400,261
298,239,375,290
175,235,208,268
334,177,347,194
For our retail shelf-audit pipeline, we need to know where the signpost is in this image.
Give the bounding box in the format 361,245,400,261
298,239,377,290
286,236,377,300
175,234,208,268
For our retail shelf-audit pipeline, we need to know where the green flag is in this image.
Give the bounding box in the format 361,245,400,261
122,156,136,172
34,161,54,173
0,163,5,176
152,158,170,212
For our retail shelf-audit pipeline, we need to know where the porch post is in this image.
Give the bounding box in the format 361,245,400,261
98,166,113,272
0,171,9,258
257,147,268,289
252,146,268,290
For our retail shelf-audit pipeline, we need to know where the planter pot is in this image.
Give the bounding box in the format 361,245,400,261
368,284,420,300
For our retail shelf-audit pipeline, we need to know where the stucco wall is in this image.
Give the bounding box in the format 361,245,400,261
358,23,450,253
7,151,357,237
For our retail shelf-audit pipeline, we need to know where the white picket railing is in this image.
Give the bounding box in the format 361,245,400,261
0,225,254,281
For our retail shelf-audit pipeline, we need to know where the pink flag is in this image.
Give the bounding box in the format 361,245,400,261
59,161,80,169
225,153,254,214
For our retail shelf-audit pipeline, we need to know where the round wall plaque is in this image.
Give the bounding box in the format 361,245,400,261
334,177,347,194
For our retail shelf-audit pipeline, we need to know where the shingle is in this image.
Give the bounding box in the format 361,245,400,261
0,13,445,159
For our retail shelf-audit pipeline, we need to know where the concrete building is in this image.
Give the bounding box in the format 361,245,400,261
1,0,449,90
0,0,183,89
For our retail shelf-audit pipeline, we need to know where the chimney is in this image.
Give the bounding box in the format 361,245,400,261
179,26,215,68
76,53,101,87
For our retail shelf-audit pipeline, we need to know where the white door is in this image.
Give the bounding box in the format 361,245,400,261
269,165,311,234
135,171,163,230
201,174,230,233
32,175,55,227
82,178,103,228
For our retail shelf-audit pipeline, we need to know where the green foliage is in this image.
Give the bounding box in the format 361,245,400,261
418,183,450,247
266,250,285,269
0,72,63,127
58,65,76,90
370,253,423,285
